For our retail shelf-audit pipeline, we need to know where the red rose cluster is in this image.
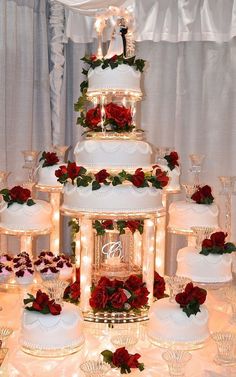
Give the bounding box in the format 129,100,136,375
164,151,179,171
55,162,84,184
24,289,61,316
132,167,169,189
64,279,80,304
85,103,133,132
175,282,207,317
0,186,35,207
153,271,166,299
200,231,236,256
191,185,214,204
40,151,59,167
89,275,149,312
101,347,144,374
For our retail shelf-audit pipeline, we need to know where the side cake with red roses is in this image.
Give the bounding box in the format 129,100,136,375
0,185,52,231
176,231,236,283
37,150,63,187
157,150,181,191
21,289,85,353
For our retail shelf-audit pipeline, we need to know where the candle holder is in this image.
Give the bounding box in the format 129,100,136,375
111,334,138,348
219,176,234,239
80,359,111,377
43,279,68,305
191,226,215,248
182,183,199,202
189,154,205,185
22,150,39,183
166,276,191,303
53,145,69,162
225,286,236,324
0,327,13,348
211,331,236,365
162,349,192,377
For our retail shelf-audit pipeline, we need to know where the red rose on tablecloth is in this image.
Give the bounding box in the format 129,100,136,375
89,286,109,309
112,347,130,367
127,353,142,368
94,169,110,183
105,103,132,128
210,231,226,247
202,238,213,248
126,220,141,234
130,286,149,309
55,165,67,178
155,169,169,187
153,271,166,299
10,186,31,202
110,288,128,309
131,168,145,187
124,274,143,291
85,106,101,128
67,162,81,181
48,301,62,315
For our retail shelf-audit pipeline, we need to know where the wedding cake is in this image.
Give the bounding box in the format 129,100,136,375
147,283,209,348
168,185,219,231
176,231,235,283
0,186,52,231
21,290,84,355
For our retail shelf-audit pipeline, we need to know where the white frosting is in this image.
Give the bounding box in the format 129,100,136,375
74,139,153,169
147,298,209,344
158,164,180,191
37,164,62,187
15,271,34,285
168,201,219,231
59,266,73,281
62,183,163,213
21,302,84,349
0,200,52,231
87,65,141,94
176,246,233,283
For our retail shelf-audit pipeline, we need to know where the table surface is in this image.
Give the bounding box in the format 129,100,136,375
0,283,236,377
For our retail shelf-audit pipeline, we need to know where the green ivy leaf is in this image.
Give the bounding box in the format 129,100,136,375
101,350,113,364
27,199,36,206
92,181,101,191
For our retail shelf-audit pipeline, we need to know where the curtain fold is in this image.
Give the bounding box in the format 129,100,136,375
0,0,51,185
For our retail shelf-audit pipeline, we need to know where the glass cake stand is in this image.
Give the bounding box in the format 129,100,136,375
83,308,149,325
20,338,85,358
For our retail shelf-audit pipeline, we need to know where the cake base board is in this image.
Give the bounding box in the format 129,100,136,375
148,334,209,350
20,339,84,358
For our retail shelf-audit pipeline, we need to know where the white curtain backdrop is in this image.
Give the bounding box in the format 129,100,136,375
0,0,51,185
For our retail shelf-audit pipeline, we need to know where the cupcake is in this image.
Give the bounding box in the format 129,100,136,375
0,263,13,283
39,266,59,281
38,251,54,260
34,257,52,272
56,260,73,281
15,268,34,285
0,254,12,264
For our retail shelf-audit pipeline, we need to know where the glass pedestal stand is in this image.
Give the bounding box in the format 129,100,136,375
0,226,51,260
61,207,165,324
35,184,62,254
162,188,181,276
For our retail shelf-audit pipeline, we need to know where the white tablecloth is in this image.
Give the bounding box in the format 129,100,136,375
0,286,236,377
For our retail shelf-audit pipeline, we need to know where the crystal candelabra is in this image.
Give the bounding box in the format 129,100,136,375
218,176,235,240
189,154,205,185
22,150,39,188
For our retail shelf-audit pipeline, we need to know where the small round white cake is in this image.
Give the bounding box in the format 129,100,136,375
74,139,153,170
168,201,219,231
21,302,84,352
0,200,52,231
61,183,163,213
87,65,141,95
176,246,233,283
147,298,209,347
37,164,62,187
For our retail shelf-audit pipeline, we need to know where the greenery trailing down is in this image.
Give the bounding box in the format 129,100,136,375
68,219,80,260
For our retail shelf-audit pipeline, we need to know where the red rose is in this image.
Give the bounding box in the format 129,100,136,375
105,103,132,128
111,55,118,62
97,276,113,288
102,220,113,229
85,106,101,128
90,54,97,61
127,353,141,368
131,168,145,188
35,290,49,306
111,279,124,289
210,231,226,247
112,347,130,367
126,220,140,234
89,286,108,309
10,186,31,202
110,288,128,309
201,185,212,197
43,152,59,166
130,286,149,309
55,165,67,178
175,282,207,307
124,275,143,291
94,169,110,183
70,281,80,300
67,162,81,181
191,286,207,305
191,189,203,203
153,272,165,299
155,169,169,187
76,267,80,281
169,151,179,166
48,301,62,315
202,238,213,248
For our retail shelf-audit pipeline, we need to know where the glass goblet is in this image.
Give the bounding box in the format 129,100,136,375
211,331,236,365
165,276,191,303
162,349,192,376
80,359,111,377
